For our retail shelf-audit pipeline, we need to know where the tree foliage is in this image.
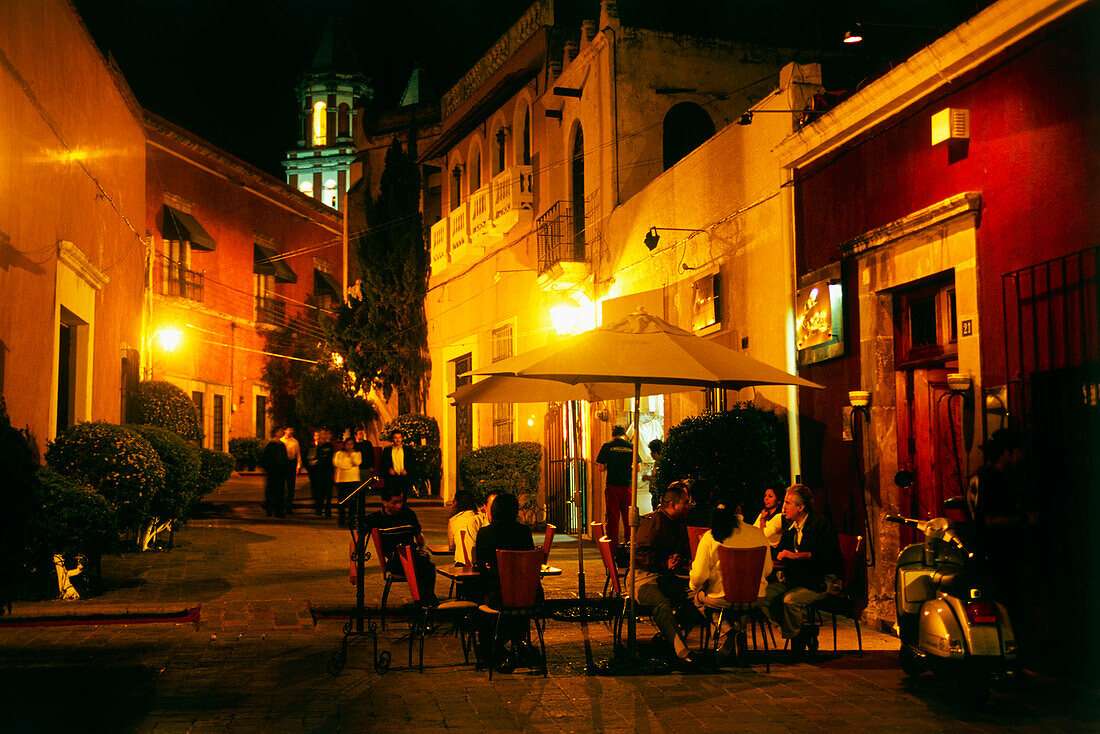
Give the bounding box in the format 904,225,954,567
127,424,201,525
653,404,790,513
327,136,430,412
295,363,378,434
261,311,325,434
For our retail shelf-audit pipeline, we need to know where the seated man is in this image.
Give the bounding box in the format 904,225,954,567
363,484,436,604
474,492,540,670
762,484,842,654
630,484,695,662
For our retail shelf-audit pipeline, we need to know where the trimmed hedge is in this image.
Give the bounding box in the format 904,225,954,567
45,421,163,529
35,467,119,560
197,448,234,496
229,436,264,471
458,442,541,520
128,424,201,524
653,404,789,512
128,381,201,442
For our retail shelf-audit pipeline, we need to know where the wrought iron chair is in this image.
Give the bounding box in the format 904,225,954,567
398,545,477,672
479,548,548,679
700,545,773,672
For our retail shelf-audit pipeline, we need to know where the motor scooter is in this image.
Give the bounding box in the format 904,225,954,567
886,472,1017,704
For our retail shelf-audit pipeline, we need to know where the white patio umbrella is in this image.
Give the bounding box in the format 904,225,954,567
449,374,704,622
471,310,823,655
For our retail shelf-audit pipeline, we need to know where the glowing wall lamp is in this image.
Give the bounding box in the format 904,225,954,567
550,303,581,335
156,327,182,353
848,390,871,422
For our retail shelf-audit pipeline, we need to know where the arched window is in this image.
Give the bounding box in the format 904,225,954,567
662,103,714,170
312,100,327,146
298,179,314,197
492,126,506,176
450,162,462,210
470,147,482,191
323,179,338,208
521,106,532,165
338,103,350,138
570,126,584,253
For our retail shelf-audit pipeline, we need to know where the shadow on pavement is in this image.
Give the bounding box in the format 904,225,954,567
0,665,155,732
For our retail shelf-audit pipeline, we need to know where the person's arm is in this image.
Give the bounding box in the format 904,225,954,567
447,516,457,552
351,451,362,468
688,534,711,592
634,516,660,572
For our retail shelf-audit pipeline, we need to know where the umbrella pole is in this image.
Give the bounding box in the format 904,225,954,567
627,380,641,656
574,452,586,619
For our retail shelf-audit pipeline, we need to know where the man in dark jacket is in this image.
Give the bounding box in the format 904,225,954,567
309,429,335,517
260,427,288,517
763,484,842,652
631,484,694,661
380,429,414,497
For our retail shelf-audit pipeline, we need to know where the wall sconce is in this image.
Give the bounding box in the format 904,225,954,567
842,24,863,43
643,225,706,252
947,372,972,394
848,390,871,422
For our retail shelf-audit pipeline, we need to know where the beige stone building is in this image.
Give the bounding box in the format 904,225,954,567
420,0,822,531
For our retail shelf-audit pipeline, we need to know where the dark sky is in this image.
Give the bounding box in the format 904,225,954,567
74,0,990,179
75,0,535,177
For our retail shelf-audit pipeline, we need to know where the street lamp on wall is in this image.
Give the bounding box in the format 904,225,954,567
848,390,871,422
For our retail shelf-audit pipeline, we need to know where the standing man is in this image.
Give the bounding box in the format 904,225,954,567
381,429,414,498
280,426,302,514
763,484,842,654
354,427,375,484
596,425,634,552
631,484,695,662
310,429,336,517
261,427,288,518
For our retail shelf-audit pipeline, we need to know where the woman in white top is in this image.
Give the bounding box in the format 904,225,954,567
447,490,482,567
754,487,785,547
333,438,362,528
690,503,773,606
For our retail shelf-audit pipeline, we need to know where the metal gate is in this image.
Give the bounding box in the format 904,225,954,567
544,401,587,534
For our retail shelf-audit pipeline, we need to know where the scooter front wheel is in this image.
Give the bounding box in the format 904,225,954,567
899,646,923,676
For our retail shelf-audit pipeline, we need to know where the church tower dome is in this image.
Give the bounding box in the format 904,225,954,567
283,18,371,211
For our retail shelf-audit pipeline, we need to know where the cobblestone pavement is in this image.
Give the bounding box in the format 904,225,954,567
1,477,1095,732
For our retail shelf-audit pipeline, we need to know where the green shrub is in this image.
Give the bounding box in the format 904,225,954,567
35,467,119,560
127,381,201,442
45,421,162,529
0,398,42,611
197,448,234,496
127,425,201,524
228,436,264,471
295,364,376,433
459,442,542,520
653,404,789,512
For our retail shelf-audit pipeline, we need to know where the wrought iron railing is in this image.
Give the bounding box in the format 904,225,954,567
536,201,586,273
256,296,286,326
166,266,204,302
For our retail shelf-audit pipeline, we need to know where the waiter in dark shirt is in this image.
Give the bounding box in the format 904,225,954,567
596,425,635,551
363,484,436,603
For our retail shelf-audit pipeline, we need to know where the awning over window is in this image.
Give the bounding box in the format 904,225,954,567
162,205,216,251
253,243,297,283
314,268,341,298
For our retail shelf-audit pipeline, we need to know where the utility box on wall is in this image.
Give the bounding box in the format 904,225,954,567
931,108,970,146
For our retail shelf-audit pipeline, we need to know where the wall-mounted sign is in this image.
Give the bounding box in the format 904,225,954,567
692,272,721,331
796,280,836,350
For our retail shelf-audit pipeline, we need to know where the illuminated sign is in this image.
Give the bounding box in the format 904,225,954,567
796,280,837,350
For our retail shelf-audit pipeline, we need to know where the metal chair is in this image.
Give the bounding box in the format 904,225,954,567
398,545,477,672
371,526,410,629
541,524,556,564
813,534,865,654
701,545,773,672
479,548,548,679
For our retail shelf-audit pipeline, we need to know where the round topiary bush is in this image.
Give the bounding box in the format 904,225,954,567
196,448,234,496
35,467,119,598
45,421,163,529
127,381,201,442
228,436,264,471
458,442,542,522
128,424,201,525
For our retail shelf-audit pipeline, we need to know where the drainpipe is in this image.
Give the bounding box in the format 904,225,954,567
780,166,802,483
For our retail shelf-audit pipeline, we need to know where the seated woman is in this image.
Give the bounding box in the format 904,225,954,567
689,500,772,655
473,492,540,670
753,487,785,548
448,490,482,567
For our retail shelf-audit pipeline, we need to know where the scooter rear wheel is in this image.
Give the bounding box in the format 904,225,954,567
899,646,922,676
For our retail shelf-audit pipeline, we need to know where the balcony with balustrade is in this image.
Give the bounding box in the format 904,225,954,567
492,165,534,235
468,183,496,246
448,201,473,263
430,218,449,275
165,266,204,302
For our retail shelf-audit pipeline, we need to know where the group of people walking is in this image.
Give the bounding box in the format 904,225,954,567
260,426,416,523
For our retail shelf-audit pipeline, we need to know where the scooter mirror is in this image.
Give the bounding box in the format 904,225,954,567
894,469,915,489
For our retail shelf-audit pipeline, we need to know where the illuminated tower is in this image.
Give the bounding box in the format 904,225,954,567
284,18,371,211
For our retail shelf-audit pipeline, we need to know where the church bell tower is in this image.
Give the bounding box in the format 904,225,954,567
284,19,371,212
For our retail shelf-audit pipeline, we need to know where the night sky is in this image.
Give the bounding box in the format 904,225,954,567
73,0,990,179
